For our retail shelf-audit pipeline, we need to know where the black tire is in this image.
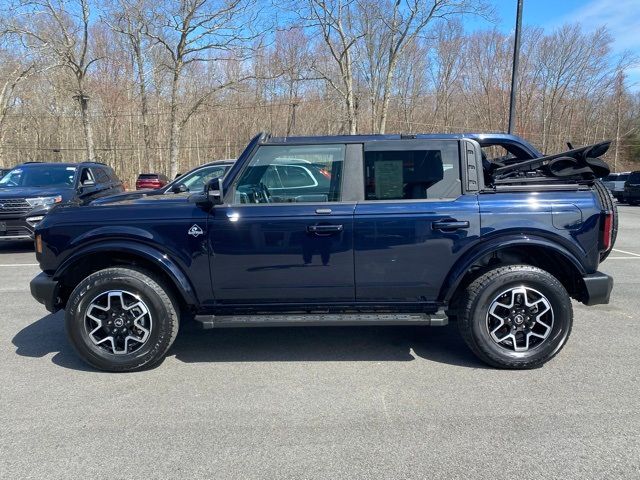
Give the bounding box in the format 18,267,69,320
65,267,180,372
593,179,617,261
458,265,573,369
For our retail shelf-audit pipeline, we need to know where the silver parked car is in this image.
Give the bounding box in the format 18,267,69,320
603,172,630,201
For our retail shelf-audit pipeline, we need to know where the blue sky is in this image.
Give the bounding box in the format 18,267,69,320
466,0,640,90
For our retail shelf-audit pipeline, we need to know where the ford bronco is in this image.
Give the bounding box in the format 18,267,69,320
30,133,616,371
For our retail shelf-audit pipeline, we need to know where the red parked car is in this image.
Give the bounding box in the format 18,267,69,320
135,173,169,190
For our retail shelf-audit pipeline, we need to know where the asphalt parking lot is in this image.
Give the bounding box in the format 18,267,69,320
1,207,639,479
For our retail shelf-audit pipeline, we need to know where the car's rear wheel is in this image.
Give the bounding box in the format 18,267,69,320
458,265,573,369
65,267,179,372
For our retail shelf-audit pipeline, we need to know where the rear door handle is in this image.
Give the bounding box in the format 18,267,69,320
432,220,470,231
307,224,343,236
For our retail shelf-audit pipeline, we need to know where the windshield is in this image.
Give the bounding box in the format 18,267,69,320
0,165,77,188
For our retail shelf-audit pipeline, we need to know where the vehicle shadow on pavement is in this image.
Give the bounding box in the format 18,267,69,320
0,240,34,254
171,324,488,369
12,312,95,372
12,315,487,370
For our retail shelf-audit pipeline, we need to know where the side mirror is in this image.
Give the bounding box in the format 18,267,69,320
171,184,188,193
206,177,224,205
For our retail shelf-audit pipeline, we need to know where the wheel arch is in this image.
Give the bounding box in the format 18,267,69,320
441,237,588,307
54,241,198,310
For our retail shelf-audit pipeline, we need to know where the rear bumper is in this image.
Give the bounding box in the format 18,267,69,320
30,272,60,313
582,271,613,306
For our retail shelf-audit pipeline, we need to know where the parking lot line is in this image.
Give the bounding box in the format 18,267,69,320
606,257,640,260
612,248,640,257
0,263,39,267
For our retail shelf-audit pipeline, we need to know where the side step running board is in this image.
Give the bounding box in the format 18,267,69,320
193,311,448,329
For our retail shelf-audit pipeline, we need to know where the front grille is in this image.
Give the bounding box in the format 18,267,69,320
0,225,31,237
0,198,31,217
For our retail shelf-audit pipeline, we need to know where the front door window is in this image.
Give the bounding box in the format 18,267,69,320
231,144,345,204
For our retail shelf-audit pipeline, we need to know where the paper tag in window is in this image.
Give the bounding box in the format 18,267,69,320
375,160,403,199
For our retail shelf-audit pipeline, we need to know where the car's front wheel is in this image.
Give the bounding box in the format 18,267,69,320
458,265,573,369
65,267,179,372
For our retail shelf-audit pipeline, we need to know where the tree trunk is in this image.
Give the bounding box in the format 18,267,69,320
77,92,95,161
378,65,395,134
135,44,153,173
168,66,182,179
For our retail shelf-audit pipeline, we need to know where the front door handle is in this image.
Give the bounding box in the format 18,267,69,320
307,224,343,236
432,220,470,231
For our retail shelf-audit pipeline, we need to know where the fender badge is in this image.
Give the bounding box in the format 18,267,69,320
188,224,204,237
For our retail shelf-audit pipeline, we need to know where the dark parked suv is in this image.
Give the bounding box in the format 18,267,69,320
0,162,123,241
623,171,640,205
31,133,615,371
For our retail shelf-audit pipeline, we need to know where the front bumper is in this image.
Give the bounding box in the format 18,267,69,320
0,217,35,241
30,272,60,313
582,271,613,306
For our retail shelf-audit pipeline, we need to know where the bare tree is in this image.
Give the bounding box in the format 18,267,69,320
0,47,38,164
143,0,263,178
9,0,101,160
105,0,157,171
369,0,488,133
299,0,361,134
428,20,465,132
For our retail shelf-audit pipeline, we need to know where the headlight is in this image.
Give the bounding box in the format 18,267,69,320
25,195,62,207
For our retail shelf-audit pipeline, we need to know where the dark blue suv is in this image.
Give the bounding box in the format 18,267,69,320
0,162,123,241
30,133,615,371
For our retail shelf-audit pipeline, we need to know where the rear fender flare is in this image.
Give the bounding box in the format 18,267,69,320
440,235,587,303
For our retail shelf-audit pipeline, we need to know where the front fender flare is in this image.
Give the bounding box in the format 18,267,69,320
440,235,587,303
54,240,198,307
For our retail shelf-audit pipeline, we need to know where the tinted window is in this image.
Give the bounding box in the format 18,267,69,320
618,174,629,181
138,174,159,179
79,168,95,185
364,147,460,200
233,145,344,203
94,168,110,184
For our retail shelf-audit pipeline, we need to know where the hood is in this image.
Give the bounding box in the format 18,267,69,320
91,189,160,205
38,191,195,230
0,186,76,199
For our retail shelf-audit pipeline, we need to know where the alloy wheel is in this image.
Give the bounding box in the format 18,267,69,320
84,290,152,355
486,286,554,352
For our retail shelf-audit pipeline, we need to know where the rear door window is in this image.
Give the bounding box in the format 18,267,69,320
364,141,461,200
